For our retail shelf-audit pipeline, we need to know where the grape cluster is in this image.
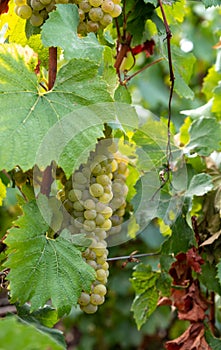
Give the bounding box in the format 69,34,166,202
61,138,129,313
14,0,122,33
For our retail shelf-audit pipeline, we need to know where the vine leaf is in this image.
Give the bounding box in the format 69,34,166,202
0,44,112,172
4,196,96,317
0,316,65,350
130,264,159,330
202,0,221,8
184,116,221,156
41,4,103,61
186,173,214,197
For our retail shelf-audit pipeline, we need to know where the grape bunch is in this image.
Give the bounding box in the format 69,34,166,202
60,137,129,313
14,0,122,33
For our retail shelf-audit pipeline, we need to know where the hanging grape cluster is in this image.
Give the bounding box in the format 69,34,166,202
14,0,122,33
59,137,129,313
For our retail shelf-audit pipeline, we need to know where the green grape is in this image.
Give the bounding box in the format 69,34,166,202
100,13,112,26
30,0,44,10
91,242,107,256
90,293,105,305
73,172,87,185
78,22,87,35
45,0,55,10
78,8,85,21
112,182,122,194
17,4,32,19
96,269,106,281
90,162,102,175
99,192,113,204
73,201,84,211
84,209,97,220
39,0,51,4
84,219,96,231
81,303,98,314
95,213,105,226
96,174,110,186
40,9,48,20
100,219,112,231
79,0,91,12
87,20,100,32
89,7,104,21
68,188,82,202
97,254,107,265
84,199,96,210
101,261,109,271
89,0,103,5
95,229,107,240
109,3,121,16
30,13,44,26
100,206,112,219
14,0,26,5
101,0,114,13
86,260,97,269
89,183,104,198
93,284,107,296
78,292,90,306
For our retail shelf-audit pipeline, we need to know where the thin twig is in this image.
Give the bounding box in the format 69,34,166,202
158,0,175,167
122,57,165,84
209,291,215,335
107,252,160,262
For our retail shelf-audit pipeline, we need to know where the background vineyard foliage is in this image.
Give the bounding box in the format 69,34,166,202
0,0,221,349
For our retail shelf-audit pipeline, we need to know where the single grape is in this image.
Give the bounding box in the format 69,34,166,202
99,192,113,203
91,242,107,256
97,254,107,265
95,213,105,226
79,0,91,12
73,201,84,211
96,174,110,186
100,13,112,26
101,0,114,13
93,284,107,296
68,188,82,202
87,20,100,32
78,8,85,21
84,209,97,220
109,3,121,16
30,13,44,26
100,206,112,219
89,183,104,198
81,303,98,314
84,199,96,210
30,0,44,10
39,0,51,4
14,0,26,5
89,0,103,6
100,219,112,231
73,172,87,185
84,219,96,232
78,292,90,306
78,22,87,35
96,269,107,282
90,293,105,305
86,260,97,270
17,4,32,19
89,7,104,21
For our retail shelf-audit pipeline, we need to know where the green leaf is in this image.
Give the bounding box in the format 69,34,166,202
156,0,186,24
199,261,221,294
184,117,221,156
202,0,221,8
186,173,214,197
161,215,196,256
205,328,221,349
172,46,196,99
213,85,221,118
130,264,159,330
4,196,96,316
0,44,112,171
180,99,213,119
202,66,221,100
41,4,103,61
114,85,132,104
0,316,65,350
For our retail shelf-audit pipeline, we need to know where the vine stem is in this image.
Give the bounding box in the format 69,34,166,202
107,252,160,262
158,0,175,166
122,57,165,85
48,47,57,90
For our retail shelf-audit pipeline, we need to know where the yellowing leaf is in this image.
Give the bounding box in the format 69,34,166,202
0,178,6,206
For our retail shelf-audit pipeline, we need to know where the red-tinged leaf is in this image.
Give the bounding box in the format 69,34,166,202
131,39,155,57
186,247,204,273
165,323,212,350
0,0,9,14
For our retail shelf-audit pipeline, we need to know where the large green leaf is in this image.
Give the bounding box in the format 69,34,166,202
185,173,214,197
184,116,221,156
0,44,112,171
4,195,95,316
130,264,159,330
213,85,221,118
41,4,103,61
0,316,65,350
